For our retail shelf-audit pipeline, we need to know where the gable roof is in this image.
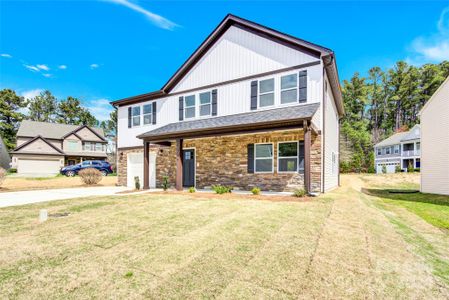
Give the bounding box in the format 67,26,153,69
61,125,107,142
375,125,421,147
419,75,449,115
12,135,64,154
17,120,105,140
110,14,344,115
138,103,319,140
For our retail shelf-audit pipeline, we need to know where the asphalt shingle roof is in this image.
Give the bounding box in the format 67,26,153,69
138,103,319,139
375,125,421,147
17,120,105,140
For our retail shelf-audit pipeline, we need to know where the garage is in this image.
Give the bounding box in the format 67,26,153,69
17,158,62,174
376,162,398,174
127,152,156,189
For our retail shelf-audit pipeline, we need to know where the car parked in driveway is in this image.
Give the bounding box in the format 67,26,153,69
60,160,113,177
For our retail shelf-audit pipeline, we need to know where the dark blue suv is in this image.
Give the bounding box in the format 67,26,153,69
60,160,113,177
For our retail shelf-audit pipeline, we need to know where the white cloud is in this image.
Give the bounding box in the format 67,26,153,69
37,64,50,71
1,53,12,58
58,65,67,69
21,89,44,100
407,7,449,64
42,73,52,78
104,0,178,30
85,98,113,121
90,63,99,69
24,64,40,72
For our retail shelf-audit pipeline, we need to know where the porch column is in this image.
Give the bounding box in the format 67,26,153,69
143,141,150,190
303,120,311,194
176,138,183,191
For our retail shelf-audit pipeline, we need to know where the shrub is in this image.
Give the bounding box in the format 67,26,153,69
339,161,351,173
78,168,102,185
188,187,196,193
395,165,402,173
381,165,387,174
367,166,375,174
414,168,420,172
212,185,233,194
134,176,140,190
0,167,6,187
292,188,306,197
7,168,17,174
251,187,261,195
407,162,414,173
162,175,169,191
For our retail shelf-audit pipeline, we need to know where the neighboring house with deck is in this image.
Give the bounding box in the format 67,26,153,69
419,76,449,195
374,124,421,173
10,120,108,175
112,14,344,194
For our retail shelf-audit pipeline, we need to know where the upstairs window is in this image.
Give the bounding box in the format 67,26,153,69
281,74,298,104
386,147,391,155
278,142,298,172
95,143,102,151
377,148,381,156
143,104,153,125
132,106,140,126
255,143,273,173
394,145,400,154
185,95,196,119
259,78,274,107
83,142,92,151
199,92,211,117
67,140,78,151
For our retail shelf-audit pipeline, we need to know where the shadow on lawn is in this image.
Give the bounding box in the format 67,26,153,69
362,188,449,207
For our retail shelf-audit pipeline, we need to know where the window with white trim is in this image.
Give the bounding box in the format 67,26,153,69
386,147,391,155
394,145,400,154
67,140,78,151
185,95,196,119
83,142,92,151
255,143,273,173
280,74,298,104
259,78,274,107
377,148,381,156
278,142,298,172
95,143,102,152
143,104,153,125
199,92,211,116
132,106,140,126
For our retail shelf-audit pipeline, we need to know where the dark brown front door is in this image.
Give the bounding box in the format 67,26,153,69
183,149,195,187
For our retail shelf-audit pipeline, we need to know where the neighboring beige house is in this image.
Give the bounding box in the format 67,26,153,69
419,76,449,195
10,120,108,175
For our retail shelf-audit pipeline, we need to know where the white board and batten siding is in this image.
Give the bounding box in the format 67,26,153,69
420,77,449,195
127,152,156,189
323,74,339,191
117,25,323,148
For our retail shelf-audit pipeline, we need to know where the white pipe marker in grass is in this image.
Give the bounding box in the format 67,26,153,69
39,209,48,222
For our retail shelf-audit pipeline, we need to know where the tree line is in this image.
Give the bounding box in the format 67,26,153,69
340,60,449,172
0,89,117,150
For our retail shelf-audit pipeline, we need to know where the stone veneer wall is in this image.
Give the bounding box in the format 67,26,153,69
117,129,321,192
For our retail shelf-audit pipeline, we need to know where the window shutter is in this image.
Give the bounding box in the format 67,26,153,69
250,81,258,110
179,96,184,121
247,144,254,173
298,70,307,103
211,89,218,116
128,107,132,128
152,102,157,124
298,141,305,173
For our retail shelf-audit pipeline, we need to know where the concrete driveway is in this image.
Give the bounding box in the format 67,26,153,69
0,186,128,208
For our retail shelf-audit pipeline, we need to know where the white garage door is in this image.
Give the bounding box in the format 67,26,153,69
127,152,156,189
376,163,397,174
18,159,61,174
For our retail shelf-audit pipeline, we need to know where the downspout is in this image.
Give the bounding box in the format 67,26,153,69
322,62,326,193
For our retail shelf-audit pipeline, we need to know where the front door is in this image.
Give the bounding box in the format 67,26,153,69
183,149,195,187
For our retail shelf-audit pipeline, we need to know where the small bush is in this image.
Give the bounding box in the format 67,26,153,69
292,188,306,197
134,176,140,190
414,168,420,172
251,187,261,195
381,165,387,174
367,166,375,174
212,185,233,194
395,165,402,173
162,175,169,191
0,167,6,187
78,168,102,185
7,168,16,174
407,161,414,173
188,186,196,193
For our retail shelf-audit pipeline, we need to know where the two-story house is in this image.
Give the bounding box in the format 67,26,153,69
112,14,344,194
374,124,421,173
10,120,108,175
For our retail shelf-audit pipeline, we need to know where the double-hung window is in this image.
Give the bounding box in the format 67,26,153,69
394,145,400,154
278,142,298,172
67,140,78,151
386,147,391,155
95,143,102,152
199,92,211,117
143,104,152,125
132,106,140,126
377,148,382,156
185,95,196,119
84,142,92,151
280,74,298,104
259,78,274,107
255,143,273,173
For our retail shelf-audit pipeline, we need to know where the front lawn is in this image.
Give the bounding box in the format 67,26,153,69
0,174,117,192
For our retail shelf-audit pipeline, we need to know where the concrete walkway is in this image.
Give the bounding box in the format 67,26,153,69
0,186,128,208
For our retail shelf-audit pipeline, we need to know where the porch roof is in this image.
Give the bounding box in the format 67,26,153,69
138,103,319,141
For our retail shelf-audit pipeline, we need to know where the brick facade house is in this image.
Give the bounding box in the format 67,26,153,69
113,14,343,194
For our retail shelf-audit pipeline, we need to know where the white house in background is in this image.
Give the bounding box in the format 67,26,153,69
419,76,449,195
374,124,421,173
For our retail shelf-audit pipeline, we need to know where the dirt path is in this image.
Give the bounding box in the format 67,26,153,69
300,175,449,298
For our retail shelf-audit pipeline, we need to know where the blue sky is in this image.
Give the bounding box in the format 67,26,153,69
1,0,449,121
